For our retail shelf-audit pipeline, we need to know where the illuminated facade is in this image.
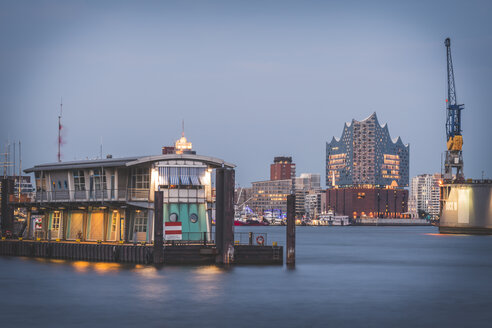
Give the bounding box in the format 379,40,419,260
408,173,441,218
250,179,292,214
23,153,233,243
326,112,409,188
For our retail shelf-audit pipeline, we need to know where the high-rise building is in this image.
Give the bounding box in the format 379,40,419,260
409,174,441,218
270,156,296,181
326,112,409,188
293,173,321,218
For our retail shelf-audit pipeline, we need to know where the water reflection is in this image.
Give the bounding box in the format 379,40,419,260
190,265,226,302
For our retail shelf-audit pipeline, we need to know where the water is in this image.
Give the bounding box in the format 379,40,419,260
1,226,492,328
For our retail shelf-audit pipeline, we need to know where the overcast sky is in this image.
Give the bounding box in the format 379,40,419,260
1,0,491,187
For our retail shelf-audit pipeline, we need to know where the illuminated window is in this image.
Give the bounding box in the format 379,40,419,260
52,211,61,230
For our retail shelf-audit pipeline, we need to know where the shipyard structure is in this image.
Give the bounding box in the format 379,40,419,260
326,113,409,218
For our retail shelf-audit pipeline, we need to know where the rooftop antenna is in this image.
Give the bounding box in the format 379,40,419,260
58,97,63,162
100,136,103,159
182,119,185,137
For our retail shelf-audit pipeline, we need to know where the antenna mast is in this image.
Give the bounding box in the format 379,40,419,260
58,98,63,162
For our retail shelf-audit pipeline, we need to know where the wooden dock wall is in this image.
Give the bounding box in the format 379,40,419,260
0,240,283,265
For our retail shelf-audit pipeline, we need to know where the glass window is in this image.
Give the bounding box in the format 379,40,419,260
93,168,106,191
52,211,61,230
73,170,86,191
111,211,118,232
134,211,147,232
132,168,150,189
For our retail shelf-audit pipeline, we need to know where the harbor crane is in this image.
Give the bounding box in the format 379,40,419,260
443,38,465,182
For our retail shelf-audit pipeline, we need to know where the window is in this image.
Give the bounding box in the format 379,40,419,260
190,213,198,223
134,211,147,232
93,168,106,191
111,211,118,232
132,168,149,189
58,181,62,189
64,180,68,189
52,211,61,230
73,170,86,191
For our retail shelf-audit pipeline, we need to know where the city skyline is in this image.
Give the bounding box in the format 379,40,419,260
1,0,491,187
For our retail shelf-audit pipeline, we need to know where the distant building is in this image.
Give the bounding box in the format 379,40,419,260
409,174,441,218
270,156,296,181
326,187,408,218
303,190,326,219
326,112,409,188
293,173,321,218
250,179,292,214
325,113,409,218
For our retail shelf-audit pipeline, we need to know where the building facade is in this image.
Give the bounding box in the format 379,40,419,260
22,151,233,243
270,156,296,181
408,173,441,218
326,187,408,218
326,112,409,188
250,179,292,214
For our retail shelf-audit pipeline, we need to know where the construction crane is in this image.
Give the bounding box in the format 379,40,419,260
443,38,465,182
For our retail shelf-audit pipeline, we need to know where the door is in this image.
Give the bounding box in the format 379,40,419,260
50,211,62,240
68,212,84,240
88,212,104,241
107,210,118,241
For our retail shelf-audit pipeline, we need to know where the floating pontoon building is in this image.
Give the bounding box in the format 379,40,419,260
22,135,234,243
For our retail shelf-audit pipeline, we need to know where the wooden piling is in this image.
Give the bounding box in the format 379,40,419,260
153,191,164,264
215,168,235,264
286,194,296,266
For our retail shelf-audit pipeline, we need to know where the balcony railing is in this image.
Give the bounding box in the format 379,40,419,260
9,188,149,204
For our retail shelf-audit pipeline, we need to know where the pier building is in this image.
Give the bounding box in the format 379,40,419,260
23,153,232,243
20,132,234,244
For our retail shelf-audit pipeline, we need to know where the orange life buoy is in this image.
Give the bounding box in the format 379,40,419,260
256,235,265,245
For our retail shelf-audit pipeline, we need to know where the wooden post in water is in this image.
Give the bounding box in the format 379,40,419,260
286,194,296,266
215,168,235,264
0,178,14,233
154,191,164,264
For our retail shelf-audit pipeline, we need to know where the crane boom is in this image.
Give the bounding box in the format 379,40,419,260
443,38,464,182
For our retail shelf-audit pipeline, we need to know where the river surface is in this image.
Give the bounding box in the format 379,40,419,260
1,226,492,327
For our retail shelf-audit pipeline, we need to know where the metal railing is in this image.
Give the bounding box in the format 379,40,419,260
11,188,147,203
234,232,268,246
163,232,215,245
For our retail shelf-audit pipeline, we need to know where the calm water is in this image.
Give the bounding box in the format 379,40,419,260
1,226,492,328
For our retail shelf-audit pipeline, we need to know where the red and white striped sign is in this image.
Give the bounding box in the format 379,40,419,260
165,222,182,240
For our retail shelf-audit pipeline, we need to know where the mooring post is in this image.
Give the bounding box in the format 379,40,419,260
0,178,14,234
286,194,296,266
153,190,164,264
215,168,235,264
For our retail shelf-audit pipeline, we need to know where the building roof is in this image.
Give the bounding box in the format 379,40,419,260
24,156,142,173
24,153,235,173
126,154,235,168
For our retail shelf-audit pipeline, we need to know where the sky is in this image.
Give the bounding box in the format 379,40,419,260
1,0,491,187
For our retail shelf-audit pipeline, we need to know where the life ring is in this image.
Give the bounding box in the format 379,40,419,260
256,235,265,245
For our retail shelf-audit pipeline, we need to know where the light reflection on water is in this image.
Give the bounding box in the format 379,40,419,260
2,226,492,328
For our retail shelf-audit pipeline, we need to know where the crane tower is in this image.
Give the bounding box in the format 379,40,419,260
443,38,464,182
